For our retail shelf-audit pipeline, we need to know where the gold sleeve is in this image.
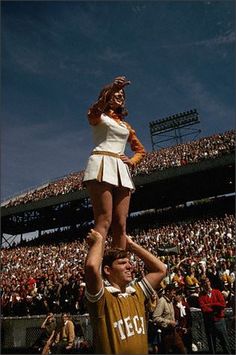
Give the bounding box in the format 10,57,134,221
126,122,146,166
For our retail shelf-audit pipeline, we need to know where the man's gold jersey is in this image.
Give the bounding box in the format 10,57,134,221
86,278,154,354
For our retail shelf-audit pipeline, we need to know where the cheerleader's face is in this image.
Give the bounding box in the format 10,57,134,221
109,90,125,109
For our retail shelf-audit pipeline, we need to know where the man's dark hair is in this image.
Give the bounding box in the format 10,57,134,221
164,284,176,294
175,288,183,296
102,248,128,278
200,277,210,285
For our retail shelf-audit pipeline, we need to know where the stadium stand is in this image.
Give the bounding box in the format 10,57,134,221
1,129,235,353
2,130,234,209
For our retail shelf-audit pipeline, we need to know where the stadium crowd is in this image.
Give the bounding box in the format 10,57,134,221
1,213,235,317
133,130,235,176
4,130,235,208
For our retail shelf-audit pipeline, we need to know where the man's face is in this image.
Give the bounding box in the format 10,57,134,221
49,314,55,323
62,314,68,324
106,257,133,286
166,289,176,301
174,294,181,303
202,278,211,292
170,289,176,300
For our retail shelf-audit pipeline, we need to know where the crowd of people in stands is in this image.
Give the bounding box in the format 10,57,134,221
3,171,85,208
1,129,235,353
133,130,235,176
1,212,235,317
3,130,235,208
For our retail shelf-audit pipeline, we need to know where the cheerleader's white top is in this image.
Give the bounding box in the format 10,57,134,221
83,110,145,191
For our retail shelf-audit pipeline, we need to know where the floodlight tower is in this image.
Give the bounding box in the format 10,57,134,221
149,109,201,150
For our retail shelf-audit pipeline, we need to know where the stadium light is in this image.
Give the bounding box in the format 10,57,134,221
149,109,201,150
149,109,199,133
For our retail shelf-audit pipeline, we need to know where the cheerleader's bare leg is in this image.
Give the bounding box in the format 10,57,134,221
86,180,113,241
110,186,131,249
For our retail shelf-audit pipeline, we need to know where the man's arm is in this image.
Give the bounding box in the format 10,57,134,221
126,235,166,290
41,315,49,329
85,229,104,295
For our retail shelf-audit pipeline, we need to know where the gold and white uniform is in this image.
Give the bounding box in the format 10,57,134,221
83,110,146,191
85,278,154,354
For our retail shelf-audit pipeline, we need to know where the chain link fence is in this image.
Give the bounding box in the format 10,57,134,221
1,309,235,353
191,308,235,352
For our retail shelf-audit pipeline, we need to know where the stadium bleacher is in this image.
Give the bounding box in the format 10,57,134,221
1,129,235,353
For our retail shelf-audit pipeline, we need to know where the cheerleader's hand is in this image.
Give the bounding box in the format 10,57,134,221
120,154,134,168
113,76,131,89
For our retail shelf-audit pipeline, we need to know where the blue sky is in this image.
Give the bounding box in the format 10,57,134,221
1,0,235,202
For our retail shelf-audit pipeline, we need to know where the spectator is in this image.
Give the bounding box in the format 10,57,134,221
186,285,200,309
199,277,231,354
40,312,57,355
52,313,75,354
185,267,199,288
147,291,160,354
172,268,185,289
206,263,224,291
153,284,187,354
174,289,192,354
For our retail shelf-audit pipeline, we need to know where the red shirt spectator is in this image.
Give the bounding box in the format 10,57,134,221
199,278,226,321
